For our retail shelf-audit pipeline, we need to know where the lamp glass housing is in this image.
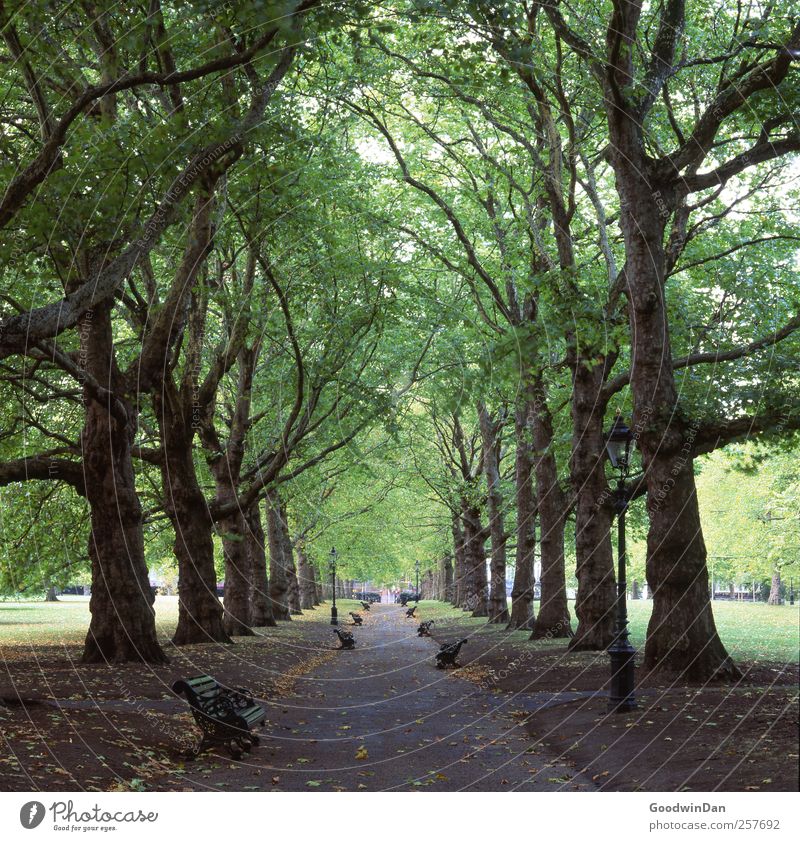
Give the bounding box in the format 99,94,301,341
605,416,633,471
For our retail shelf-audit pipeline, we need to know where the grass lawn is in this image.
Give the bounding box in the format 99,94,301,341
0,596,367,649
0,595,797,665
628,599,800,664
0,595,179,650
414,598,800,665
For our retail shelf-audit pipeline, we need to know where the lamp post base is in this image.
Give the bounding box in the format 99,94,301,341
330,606,338,626
607,640,636,713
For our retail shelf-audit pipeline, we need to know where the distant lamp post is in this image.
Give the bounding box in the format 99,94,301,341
329,547,338,626
605,413,636,713
415,559,421,598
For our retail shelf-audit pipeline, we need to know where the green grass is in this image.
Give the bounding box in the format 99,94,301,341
0,595,797,665
0,596,181,650
629,600,800,664
0,596,369,649
415,598,800,665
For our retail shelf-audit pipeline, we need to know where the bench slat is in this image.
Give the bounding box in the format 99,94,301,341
178,676,219,695
242,710,266,727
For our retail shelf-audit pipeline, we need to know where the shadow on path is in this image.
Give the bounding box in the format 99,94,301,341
172,604,595,791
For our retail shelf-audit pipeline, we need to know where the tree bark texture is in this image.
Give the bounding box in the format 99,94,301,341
246,503,275,627
605,109,737,679
451,513,468,607
267,491,292,621
530,380,571,639
508,396,536,630
462,501,489,617
80,304,167,664
479,403,510,623
767,569,782,605
156,389,230,647
441,554,454,602
295,541,316,609
569,361,616,650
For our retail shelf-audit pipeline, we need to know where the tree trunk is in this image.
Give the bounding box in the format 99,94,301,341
159,431,230,646
478,403,509,623
530,380,571,639
508,397,536,630
767,569,782,605
44,584,59,602
462,502,489,617
267,491,291,621
218,509,254,637
451,513,467,607
279,504,301,615
631,579,641,600
608,139,737,680
641,432,737,678
311,561,322,604
207,347,259,637
246,504,275,627
569,362,616,650
442,554,454,602
286,557,302,615
167,466,231,645
296,541,316,610
80,304,167,664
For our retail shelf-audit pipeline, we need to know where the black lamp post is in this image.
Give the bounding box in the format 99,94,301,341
415,559,421,599
605,413,636,713
329,547,338,626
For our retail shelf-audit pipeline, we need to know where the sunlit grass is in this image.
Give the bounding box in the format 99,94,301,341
415,598,800,665
0,595,797,664
0,596,368,647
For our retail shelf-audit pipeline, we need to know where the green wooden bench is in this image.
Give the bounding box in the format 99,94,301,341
172,675,266,759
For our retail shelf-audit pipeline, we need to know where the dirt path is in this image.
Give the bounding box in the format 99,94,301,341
3,602,795,791
171,604,592,792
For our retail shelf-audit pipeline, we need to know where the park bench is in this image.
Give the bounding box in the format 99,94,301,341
435,639,467,669
405,605,417,618
417,620,434,637
349,612,364,626
334,628,356,649
172,675,266,760
360,601,371,611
